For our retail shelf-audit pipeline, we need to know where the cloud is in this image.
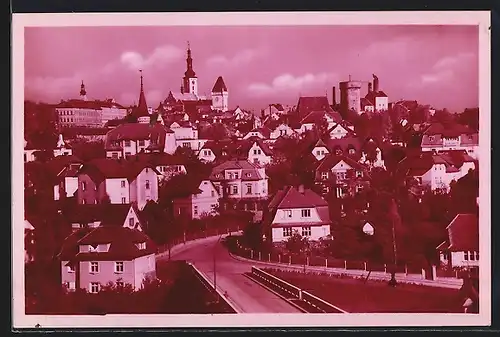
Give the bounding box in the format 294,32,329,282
25,73,83,100
206,49,264,68
146,89,163,106
412,52,476,87
247,72,337,97
120,45,184,71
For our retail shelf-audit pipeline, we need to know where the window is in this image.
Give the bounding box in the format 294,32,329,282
81,181,86,191
321,172,328,180
284,210,292,218
469,251,476,261
429,136,435,142
90,262,99,273
356,171,363,178
121,180,126,188
66,282,76,290
232,185,238,194
464,252,469,261
246,184,252,195
182,142,190,148
194,206,198,215
316,150,321,155
115,261,124,273
138,140,145,146
211,190,215,197
475,252,479,260
137,242,146,250
145,168,149,173
121,197,126,204
254,149,262,155
336,172,346,181
283,227,293,237
301,226,312,237
129,218,134,227
203,150,210,156
89,282,100,294
67,264,75,273
145,180,150,189
124,140,131,147
301,209,311,218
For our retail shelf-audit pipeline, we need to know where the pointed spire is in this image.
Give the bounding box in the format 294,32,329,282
137,69,148,117
80,80,87,100
184,41,196,79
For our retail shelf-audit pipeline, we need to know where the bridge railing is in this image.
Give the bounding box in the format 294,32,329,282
250,266,348,313
251,266,302,300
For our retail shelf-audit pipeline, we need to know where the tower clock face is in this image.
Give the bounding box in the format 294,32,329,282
215,97,219,102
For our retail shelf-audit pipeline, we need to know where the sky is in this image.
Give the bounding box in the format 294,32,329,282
24,25,479,112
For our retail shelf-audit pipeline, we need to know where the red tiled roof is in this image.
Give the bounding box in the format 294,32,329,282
365,91,388,104
209,159,265,181
443,214,479,252
271,185,328,209
78,158,160,183
296,96,333,118
300,110,342,125
61,203,138,227
59,226,157,262
104,123,173,150
316,153,366,172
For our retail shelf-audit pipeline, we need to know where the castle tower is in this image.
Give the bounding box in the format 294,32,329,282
79,81,88,101
182,41,198,96
211,76,229,112
339,75,362,116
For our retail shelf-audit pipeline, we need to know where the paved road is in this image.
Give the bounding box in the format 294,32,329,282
159,234,302,314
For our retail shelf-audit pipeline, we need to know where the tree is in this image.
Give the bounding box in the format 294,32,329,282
285,231,310,255
72,140,106,161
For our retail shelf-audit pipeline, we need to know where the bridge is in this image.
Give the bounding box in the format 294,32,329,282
157,233,302,313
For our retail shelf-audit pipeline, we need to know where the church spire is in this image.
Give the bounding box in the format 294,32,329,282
184,41,196,79
80,80,87,100
137,69,148,116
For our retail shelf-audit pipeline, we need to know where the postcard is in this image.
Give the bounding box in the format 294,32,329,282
12,11,491,329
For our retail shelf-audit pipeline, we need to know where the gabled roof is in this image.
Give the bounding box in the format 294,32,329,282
209,159,265,181
438,214,479,252
296,96,333,118
245,127,271,139
58,226,157,262
269,185,328,210
78,158,160,184
104,123,173,150
399,151,475,177
212,76,228,93
61,203,138,227
300,110,342,125
361,97,374,108
316,153,367,172
365,91,388,104
238,138,273,157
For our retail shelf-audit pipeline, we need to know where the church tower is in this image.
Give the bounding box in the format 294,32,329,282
79,80,88,101
182,42,198,97
136,70,151,123
211,76,229,112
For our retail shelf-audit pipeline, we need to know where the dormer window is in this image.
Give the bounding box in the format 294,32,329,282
429,136,435,141
89,244,99,253
136,242,146,250
246,173,252,178
215,174,221,178
349,148,356,155
67,264,75,273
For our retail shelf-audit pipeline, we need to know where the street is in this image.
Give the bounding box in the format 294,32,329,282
158,234,302,314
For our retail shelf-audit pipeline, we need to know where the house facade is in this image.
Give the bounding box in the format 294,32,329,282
209,159,269,212
104,123,177,159
76,159,160,210
265,185,332,244
173,179,220,219
58,226,157,292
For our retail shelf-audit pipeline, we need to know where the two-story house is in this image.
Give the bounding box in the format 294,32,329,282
168,120,208,153
326,121,356,140
269,123,297,140
242,127,272,140
58,226,157,292
76,158,160,210
209,159,269,212
104,123,177,159
264,185,332,244
173,176,220,219
238,138,273,166
437,213,479,269
398,150,476,193
306,136,362,162
314,154,371,198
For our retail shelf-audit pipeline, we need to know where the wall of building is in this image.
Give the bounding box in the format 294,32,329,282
247,143,272,166
106,178,130,204
450,250,480,268
77,174,99,204
130,168,159,210
133,254,156,290
78,260,136,291
271,224,330,243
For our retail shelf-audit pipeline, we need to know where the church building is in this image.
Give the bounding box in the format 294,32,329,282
162,43,229,118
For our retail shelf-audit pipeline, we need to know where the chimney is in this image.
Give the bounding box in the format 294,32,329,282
297,184,305,194
368,82,372,94
332,86,336,106
373,74,379,93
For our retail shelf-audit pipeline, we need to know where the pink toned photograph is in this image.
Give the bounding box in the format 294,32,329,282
12,12,491,328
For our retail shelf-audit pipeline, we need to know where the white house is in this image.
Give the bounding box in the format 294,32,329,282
104,123,177,158
399,151,476,192
173,179,220,219
58,226,156,292
265,185,331,244
269,123,296,140
327,122,355,140
77,158,161,210
243,139,273,166
419,123,479,160
243,127,271,140
54,162,82,200
437,214,479,269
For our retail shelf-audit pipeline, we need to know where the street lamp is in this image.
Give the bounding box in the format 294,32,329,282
212,233,225,304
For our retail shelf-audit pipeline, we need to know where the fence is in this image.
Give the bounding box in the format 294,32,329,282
230,245,458,279
250,266,348,313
